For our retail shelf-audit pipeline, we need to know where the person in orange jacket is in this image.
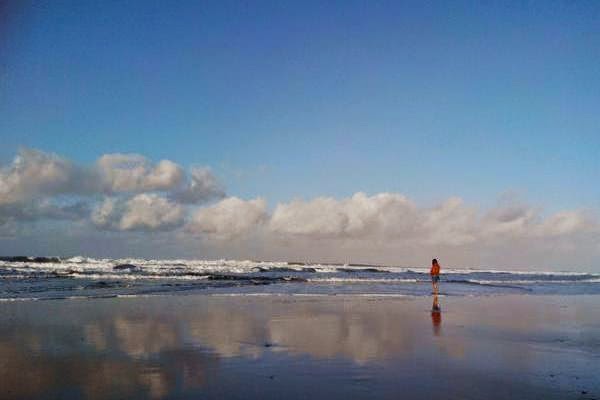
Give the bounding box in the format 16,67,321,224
430,258,441,300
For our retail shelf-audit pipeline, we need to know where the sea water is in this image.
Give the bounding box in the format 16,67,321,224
1,256,599,300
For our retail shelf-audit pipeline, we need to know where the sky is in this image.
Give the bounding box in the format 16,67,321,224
0,1,599,270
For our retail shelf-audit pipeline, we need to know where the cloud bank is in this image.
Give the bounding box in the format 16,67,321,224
1,148,598,269
0,148,224,228
194,192,597,247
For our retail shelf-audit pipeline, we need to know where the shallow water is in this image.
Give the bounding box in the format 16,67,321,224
1,256,599,300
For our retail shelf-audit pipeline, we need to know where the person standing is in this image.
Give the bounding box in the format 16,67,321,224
430,258,441,311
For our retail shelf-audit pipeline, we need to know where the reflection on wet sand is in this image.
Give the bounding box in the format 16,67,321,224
0,330,217,400
0,306,219,399
1,295,599,399
267,304,423,363
0,297,437,398
431,293,442,336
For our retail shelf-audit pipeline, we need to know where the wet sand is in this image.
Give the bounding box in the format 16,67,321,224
1,294,599,399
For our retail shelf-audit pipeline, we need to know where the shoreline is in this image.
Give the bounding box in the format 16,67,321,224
1,290,599,303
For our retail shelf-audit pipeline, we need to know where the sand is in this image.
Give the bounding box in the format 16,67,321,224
1,294,599,399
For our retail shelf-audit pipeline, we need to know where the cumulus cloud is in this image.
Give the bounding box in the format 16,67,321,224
170,167,225,204
90,197,123,229
0,148,223,201
479,205,597,241
120,194,186,231
181,192,598,254
1,148,598,267
0,148,223,229
533,210,592,237
420,197,478,246
261,192,599,255
96,154,185,193
92,194,186,231
187,197,267,239
0,148,91,205
270,192,418,239
268,192,478,245
96,154,225,202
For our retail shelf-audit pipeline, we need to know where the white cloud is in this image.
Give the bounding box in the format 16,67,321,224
120,194,186,231
95,155,224,202
481,205,538,238
187,197,267,239
0,149,223,202
171,166,225,204
92,194,185,231
269,192,477,245
1,148,598,268
269,192,419,239
267,192,598,248
479,205,598,241
269,197,351,238
181,193,598,261
96,153,184,193
533,210,592,237
91,197,122,229
0,148,90,205
0,149,223,229
421,197,478,246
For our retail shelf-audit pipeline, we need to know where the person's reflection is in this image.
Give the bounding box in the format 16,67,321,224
431,294,442,336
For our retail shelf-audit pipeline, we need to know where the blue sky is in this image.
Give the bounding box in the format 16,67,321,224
2,1,599,210
0,1,599,267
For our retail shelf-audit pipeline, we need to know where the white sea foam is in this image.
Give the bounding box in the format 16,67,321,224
0,256,598,283
468,278,600,285
307,278,419,283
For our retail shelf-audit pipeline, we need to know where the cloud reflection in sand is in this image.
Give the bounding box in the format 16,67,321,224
1,295,598,399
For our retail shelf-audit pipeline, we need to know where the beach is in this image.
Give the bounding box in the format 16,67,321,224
1,294,598,399
3,1,599,399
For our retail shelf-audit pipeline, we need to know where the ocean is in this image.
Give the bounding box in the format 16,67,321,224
1,256,599,301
